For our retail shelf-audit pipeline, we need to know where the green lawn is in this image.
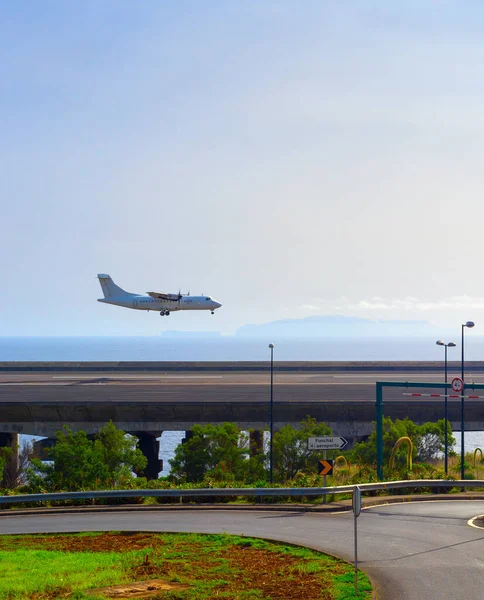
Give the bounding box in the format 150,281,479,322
0,532,372,599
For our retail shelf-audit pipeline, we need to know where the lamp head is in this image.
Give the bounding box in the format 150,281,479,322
465,321,475,328
436,340,444,346
269,343,275,349
448,341,457,347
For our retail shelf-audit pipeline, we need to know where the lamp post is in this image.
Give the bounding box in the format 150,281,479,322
436,340,456,474
461,321,475,480
269,343,275,484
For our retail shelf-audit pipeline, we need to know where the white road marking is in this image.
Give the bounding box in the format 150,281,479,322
467,515,484,529
52,375,224,380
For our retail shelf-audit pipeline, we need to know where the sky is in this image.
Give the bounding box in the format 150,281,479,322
3,1,484,336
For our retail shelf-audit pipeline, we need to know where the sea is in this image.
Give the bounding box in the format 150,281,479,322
2,335,484,476
2,334,484,362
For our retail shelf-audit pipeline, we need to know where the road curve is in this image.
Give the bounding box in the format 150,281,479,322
2,502,484,599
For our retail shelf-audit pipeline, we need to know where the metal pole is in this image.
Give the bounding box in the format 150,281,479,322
323,449,327,504
376,382,383,480
444,344,448,475
354,509,358,596
353,486,361,596
269,344,274,485
461,326,465,480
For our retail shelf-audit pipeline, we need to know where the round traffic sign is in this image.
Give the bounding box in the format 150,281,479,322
451,377,464,393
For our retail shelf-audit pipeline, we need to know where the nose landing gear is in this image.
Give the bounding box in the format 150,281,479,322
160,311,170,316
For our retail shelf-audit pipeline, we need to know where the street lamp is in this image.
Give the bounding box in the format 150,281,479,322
269,343,275,484
436,340,456,474
461,321,475,480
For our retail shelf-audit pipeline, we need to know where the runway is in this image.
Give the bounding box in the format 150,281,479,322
0,370,480,404
3,371,484,386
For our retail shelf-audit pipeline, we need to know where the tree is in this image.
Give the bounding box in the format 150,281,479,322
349,417,455,469
94,421,147,484
406,419,455,463
30,427,107,491
28,422,147,491
0,438,34,490
169,423,249,483
272,416,332,481
0,446,14,488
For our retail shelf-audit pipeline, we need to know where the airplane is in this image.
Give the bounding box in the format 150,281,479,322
97,274,222,316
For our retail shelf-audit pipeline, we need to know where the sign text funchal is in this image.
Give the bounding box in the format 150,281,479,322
308,436,348,450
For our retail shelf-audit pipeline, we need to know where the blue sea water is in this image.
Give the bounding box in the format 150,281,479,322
2,334,484,361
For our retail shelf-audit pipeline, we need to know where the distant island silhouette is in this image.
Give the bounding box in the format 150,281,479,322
235,315,436,338
161,315,437,339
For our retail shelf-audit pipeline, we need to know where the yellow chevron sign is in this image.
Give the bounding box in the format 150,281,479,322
318,459,334,476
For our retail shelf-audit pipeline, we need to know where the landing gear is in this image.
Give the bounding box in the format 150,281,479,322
211,311,214,315
160,311,170,316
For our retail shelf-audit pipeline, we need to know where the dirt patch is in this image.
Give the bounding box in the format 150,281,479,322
87,579,190,598
6,533,353,599
217,544,334,600
128,538,336,599
1,532,158,553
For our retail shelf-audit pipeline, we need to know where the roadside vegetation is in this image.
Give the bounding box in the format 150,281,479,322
0,531,372,599
0,416,480,502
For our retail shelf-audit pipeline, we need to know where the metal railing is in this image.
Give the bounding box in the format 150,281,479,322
1,479,484,506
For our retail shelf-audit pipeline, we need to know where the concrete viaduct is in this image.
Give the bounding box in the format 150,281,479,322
2,361,484,478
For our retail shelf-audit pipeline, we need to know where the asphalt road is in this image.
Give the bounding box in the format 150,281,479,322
4,371,484,385
2,502,484,599
2,371,482,404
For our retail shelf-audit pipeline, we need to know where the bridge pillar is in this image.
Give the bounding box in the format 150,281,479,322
182,431,194,444
249,430,263,456
33,438,56,460
0,433,15,448
133,432,162,480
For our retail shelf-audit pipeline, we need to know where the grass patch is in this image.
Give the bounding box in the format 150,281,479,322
0,532,372,599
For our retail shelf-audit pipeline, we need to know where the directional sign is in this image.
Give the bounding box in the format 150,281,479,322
318,459,334,476
451,377,464,393
308,436,348,450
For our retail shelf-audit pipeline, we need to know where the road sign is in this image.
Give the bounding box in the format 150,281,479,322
308,436,348,450
451,377,464,393
318,459,334,476
352,486,362,517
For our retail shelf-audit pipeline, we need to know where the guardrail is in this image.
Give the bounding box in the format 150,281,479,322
1,479,483,505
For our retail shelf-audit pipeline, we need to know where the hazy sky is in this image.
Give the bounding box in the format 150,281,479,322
3,1,484,336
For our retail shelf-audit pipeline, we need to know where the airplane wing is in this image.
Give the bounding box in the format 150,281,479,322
147,291,181,301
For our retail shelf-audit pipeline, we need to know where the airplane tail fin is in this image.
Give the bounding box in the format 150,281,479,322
97,274,130,298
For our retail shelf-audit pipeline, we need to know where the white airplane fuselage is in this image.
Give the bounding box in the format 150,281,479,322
98,294,221,313
96,274,222,316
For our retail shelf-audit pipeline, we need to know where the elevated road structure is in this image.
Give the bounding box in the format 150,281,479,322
2,362,484,478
